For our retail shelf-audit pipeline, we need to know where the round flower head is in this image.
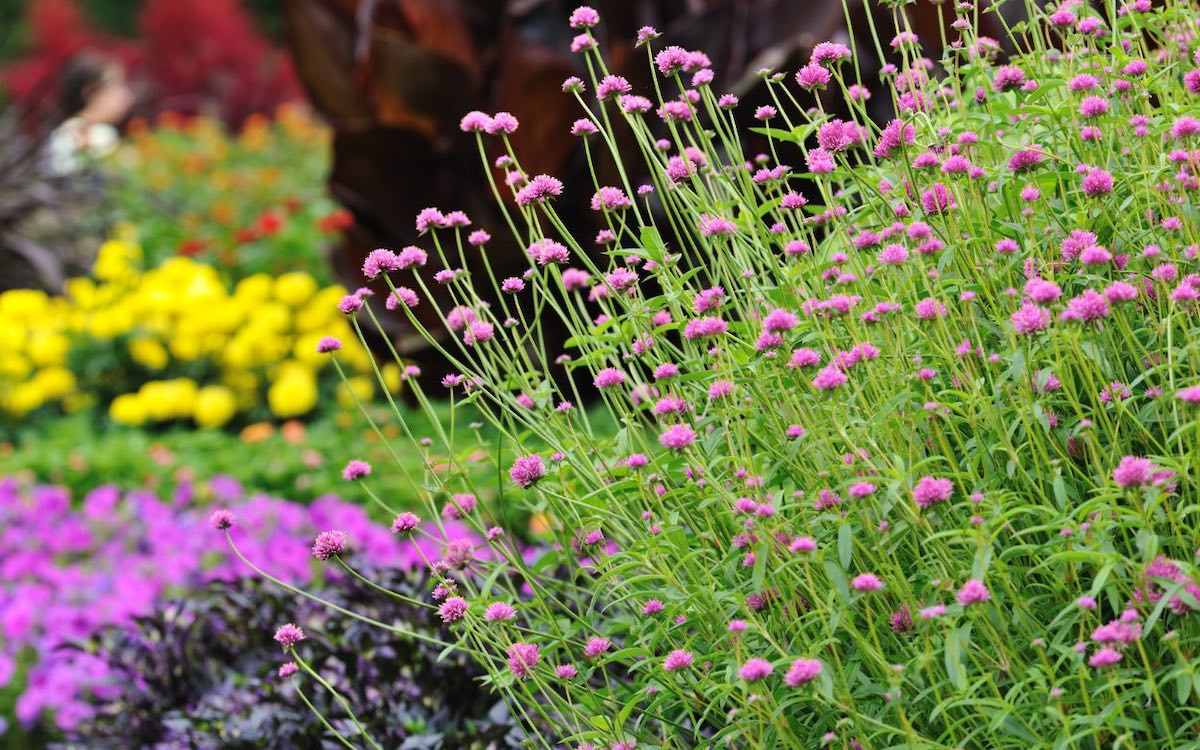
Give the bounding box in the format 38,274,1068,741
507,642,540,679
510,455,547,488
785,658,823,686
738,657,774,681
278,662,298,678
484,602,517,622
391,511,421,535
311,530,347,561
659,423,697,450
663,649,694,672
438,596,469,623
852,573,883,592
912,476,953,509
583,637,612,659
342,459,371,481
956,579,990,606
274,623,305,648
568,5,599,28
209,508,235,530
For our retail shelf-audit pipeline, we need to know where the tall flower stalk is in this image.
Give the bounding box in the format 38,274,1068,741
230,1,1200,747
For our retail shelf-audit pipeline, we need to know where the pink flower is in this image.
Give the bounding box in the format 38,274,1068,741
784,658,823,686
659,424,697,450
507,642,540,679
510,455,547,488
738,657,774,681
1176,386,1200,404
274,623,305,648
438,596,469,623
311,530,347,561
812,365,848,390
912,476,953,509
484,602,517,622
956,579,990,606
1011,303,1051,335
583,637,611,659
1081,168,1113,196
209,508,235,530
391,512,420,534
663,649,694,672
1111,456,1156,487
1088,646,1122,668
594,368,626,389
852,573,883,592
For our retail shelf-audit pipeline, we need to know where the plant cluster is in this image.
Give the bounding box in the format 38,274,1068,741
60,570,523,750
238,0,1200,747
0,234,384,427
109,106,346,281
0,475,475,743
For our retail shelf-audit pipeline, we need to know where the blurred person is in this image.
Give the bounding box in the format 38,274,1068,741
45,52,133,176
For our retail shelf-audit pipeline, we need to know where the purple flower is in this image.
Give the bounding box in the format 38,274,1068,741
342,460,371,481
274,623,305,648
956,579,990,606
391,511,421,534
583,637,612,659
484,602,517,622
851,573,883,592
663,649,694,672
510,455,547,488
738,657,774,681
438,596,469,623
784,658,823,686
912,476,953,509
316,336,342,353
208,508,235,530
507,642,540,679
659,424,697,450
311,530,347,561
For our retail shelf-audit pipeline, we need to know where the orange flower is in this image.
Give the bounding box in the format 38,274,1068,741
241,422,275,443
280,420,307,444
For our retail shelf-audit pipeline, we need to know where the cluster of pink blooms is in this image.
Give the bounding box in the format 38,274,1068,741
260,2,1200,747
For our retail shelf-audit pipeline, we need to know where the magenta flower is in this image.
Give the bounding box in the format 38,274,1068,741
273,623,305,648
912,476,953,509
311,530,347,561
784,658,823,686
555,663,578,679
738,657,774,682
483,602,517,622
583,637,612,659
391,512,421,534
663,649,694,672
208,508,235,530
956,579,990,606
594,367,626,389
1088,646,1122,668
438,596,469,623
341,460,371,481
659,424,697,450
1112,456,1156,487
852,573,883,592
507,642,540,679
316,336,342,353
510,455,547,488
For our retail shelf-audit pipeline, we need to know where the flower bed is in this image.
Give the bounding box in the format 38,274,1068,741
0,475,475,739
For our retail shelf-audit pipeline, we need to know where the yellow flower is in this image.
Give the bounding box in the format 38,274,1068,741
109,393,146,425
193,385,238,428
267,363,318,418
27,332,69,367
273,272,318,307
336,375,374,409
93,239,142,281
129,337,169,370
381,363,403,394
4,383,44,415
140,379,198,421
33,367,75,401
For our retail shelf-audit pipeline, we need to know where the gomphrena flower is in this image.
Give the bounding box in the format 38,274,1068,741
851,573,883,592
510,455,547,488
208,508,235,530
277,662,299,678
784,658,823,686
738,658,774,682
507,642,540,679
311,530,347,561
484,602,517,622
273,623,305,648
663,649,694,672
438,596,469,623
956,579,991,606
912,476,953,509
316,336,342,353
341,459,371,481
391,511,420,535
659,424,697,450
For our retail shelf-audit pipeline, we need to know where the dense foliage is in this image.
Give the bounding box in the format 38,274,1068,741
248,0,1200,748
0,476,476,744
109,107,344,281
65,570,523,750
